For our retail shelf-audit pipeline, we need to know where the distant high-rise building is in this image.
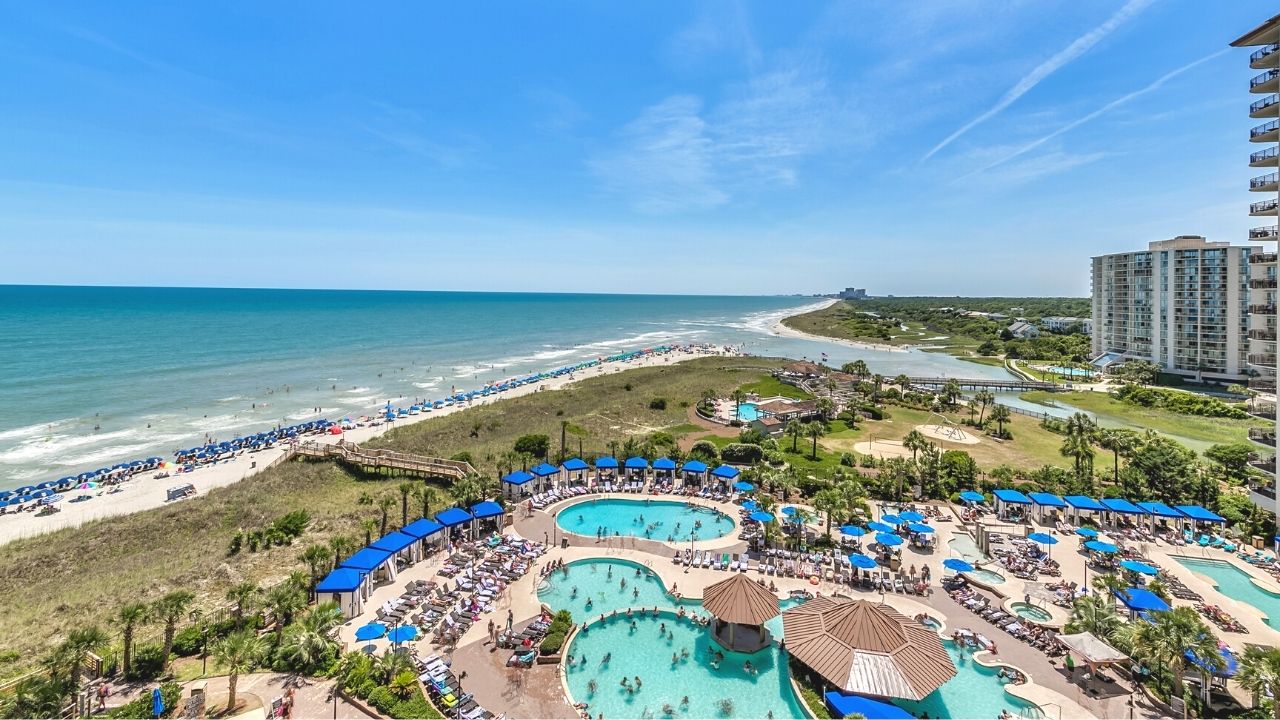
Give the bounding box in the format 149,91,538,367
837,288,867,300
1091,236,1252,382
1232,14,1279,513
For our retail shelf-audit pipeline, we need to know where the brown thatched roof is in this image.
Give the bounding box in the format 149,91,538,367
700,574,780,626
781,597,956,701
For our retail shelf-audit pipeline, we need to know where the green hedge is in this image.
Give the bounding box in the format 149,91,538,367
108,682,182,719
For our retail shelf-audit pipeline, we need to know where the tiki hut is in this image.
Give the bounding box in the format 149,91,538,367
781,597,956,701
701,574,780,653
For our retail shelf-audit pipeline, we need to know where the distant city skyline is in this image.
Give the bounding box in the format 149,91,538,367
0,2,1267,295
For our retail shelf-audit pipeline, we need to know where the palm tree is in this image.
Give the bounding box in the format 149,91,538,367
211,630,265,712
730,389,747,420
1236,646,1280,719
902,430,927,463
785,420,804,452
414,484,440,522
805,422,826,459
1096,429,1139,489
360,518,379,546
871,373,884,397
117,602,149,678
1146,577,1173,605
973,390,995,425
894,373,911,390
377,494,397,536
53,625,109,690
265,584,307,641
281,602,343,672
1091,573,1127,608
941,379,962,408
815,397,835,421
1059,433,1096,483
397,482,415,527
328,535,357,570
1067,595,1119,638
0,675,64,719
772,471,799,503
1131,606,1221,697
451,472,489,507
989,404,1011,437
153,590,195,672
389,670,419,699
226,581,259,629
812,488,843,536
848,360,869,378
299,543,331,591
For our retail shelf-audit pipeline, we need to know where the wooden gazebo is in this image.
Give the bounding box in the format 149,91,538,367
701,574,780,653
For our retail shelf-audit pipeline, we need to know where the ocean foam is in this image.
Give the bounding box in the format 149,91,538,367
0,418,77,442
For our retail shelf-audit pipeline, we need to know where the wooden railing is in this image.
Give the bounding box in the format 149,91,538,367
293,441,474,480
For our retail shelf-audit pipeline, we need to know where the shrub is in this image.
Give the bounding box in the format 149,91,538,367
450,451,474,465
688,441,719,462
539,631,566,655
228,532,243,555
391,696,440,719
366,686,398,714
1112,385,1249,419
127,643,167,681
513,434,550,458
649,398,667,410
720,443,763,464
272,509,311,537
355,679,378,700
623,382,633,391
109,682,181,719
171,626,204,657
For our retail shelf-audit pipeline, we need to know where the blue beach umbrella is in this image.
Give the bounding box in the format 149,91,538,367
848,554,878,570
1119,560,1159,576
839,525,867,537
732,481,754,492
943,558,975,573
899,510,925,522
387,626,418,644
355,623,387,641
867,521,896,533
742,501,759,512
1027,532,1058,545
906,522,935,534
1084,540,1118,554
959,491,985,503
749,511,775,523
781,506,798,516
875,532,903,547
880,514,902,525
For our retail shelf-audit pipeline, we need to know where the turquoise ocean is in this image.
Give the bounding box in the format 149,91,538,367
0,286,1013,489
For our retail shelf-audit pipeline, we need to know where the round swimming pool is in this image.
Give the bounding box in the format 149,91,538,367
557,498,734,542
964,568,1007,585
1009,602,1053,622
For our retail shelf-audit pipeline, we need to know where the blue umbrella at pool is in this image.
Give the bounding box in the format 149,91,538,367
387,626,418,644
1084,540,1118,554
959,491,985,503
867,521,896,533
732,481,754,492
880,514,902,525
1076,527,1099,538
1027,532,1058,545
1119,560,1159,576
839,525,867,537
906,522,935,534
354,623,387,641
742,501,759,512
943,558,975,573
780,506,798,516
848,554,879,570
899,510,925,522
875,532,903,547
749,511,775,523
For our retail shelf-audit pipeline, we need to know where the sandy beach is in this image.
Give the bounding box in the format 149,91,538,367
0,346,730,546
769,297,912,353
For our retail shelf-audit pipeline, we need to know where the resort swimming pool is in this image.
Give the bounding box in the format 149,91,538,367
948,535,988,563
557,498,734,542
894,640,1040,719
1009,602,1053,622
1046,366,1093,379
737,402,762,422
1175,556,1279,629
965,569,1007,585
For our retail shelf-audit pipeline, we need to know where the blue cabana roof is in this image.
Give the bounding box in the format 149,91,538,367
341,547,394,572
652,457,677,470
993,489,1031,504
502,470,535,486
403,518,445,539
681,460,708,473
824,693,914,720
371,531,418,554
624,456,649,469
1176,505,1226,523
1028,492,1066,507
471,501,504,519
1186,647,1237,678
1100,498,1148,515
561,458,589,471
1137,501,1182,518
531,463,560,477
436,507,474,526
1065,495,1106,511
595,456,619,469
711,465,740,479
1115,587,1170,613
315,568,365,593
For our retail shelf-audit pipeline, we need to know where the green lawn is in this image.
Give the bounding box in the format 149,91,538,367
739,376,813,399
956,355,1006,368
1020,390,1261,448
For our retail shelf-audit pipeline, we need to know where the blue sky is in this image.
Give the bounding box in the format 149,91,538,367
0,1,1268,295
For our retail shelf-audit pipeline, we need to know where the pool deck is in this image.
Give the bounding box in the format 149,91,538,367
332,494,1280,720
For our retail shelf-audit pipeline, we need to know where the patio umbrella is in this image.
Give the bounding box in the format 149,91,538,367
960,491,985,503
943,558,975,573
867,521,896,533
880,514,902,525
781,506,798,516
355,623,387,641
1027,532,1058,545
1075,527,1099,538
1084,540,1118,554
906,522,934,534
875,532,903,547
743,501,759,512
848,553,879,570
77,482,97,489
899,510,925,522
749,511,775,523
1119,560,1159,576
387,626,418,644
839,525,867,537
732,481,754,492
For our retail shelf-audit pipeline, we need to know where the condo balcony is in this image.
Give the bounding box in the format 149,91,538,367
1253,94,1280,118
1253,44,1280,69
1253,68,1280,94
1250,401,1277,420
1250,378,1277,394
1249,352,1277,366
1250,278,1278,289
1250,303,1278,315
1250,225,1280,241
1250,251,1277,263
1249,453,1276,475
1253,198,1280,216
1250,427,1276,447
1253,172,1280,193
1253,119,1280,142
1250,328,1278,342
1252,146,1280,167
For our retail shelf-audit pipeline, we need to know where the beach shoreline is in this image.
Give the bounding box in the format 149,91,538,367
0,346,731,547
770,298,913,353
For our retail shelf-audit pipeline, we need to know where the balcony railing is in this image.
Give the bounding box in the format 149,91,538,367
1253,119,1280,138
1251,225,1280,240
1254,199,1280,215
1249,278,1278,289
1253,44,1280,66
1254,94,1280,115
1250,427,1276,447
1253,69,1280,90
1250,329,1278,342
1253,147,1280,164
1250,401,1277,420
1251,252,1278,263
1249,353,1277,366
1250,454,1276,474
1251,378,1277,394
1252,172,1280,189
1250,304,1277,314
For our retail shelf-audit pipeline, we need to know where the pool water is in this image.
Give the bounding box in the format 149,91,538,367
965,569,1007,585
557,498,734,542
948,535,988,563
737,402,762,422
1009,602,1053,622
1047,366,1093,379
894,640,1041,720
1174,556,1279,629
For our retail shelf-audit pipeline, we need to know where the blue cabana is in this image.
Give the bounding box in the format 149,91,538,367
959,490,985,503
531,462,560,477
341,547,394,572
370,531,418,554
1137,501,1182,518
652,457,677,471
993,489,1031,504
681,460,708,473
1186,647,1237,678
1065,495,1105,511
710,465,740,480
624,456,649,470
561,458,589,472
471,501,504,519
595,456,619,469
1115,587,1170,613
436,507,474,527
1176,505,1226,524
824,693,914,720
403,518,445,539
1029,492,1066,508
316,568,365,592
502,470,535,486
1100,498,1147,515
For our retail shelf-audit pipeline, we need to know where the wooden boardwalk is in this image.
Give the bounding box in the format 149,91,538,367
293,440,474,481
905,376,1059,392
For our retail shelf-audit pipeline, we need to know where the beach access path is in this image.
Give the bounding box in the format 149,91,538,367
0,347,729,547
